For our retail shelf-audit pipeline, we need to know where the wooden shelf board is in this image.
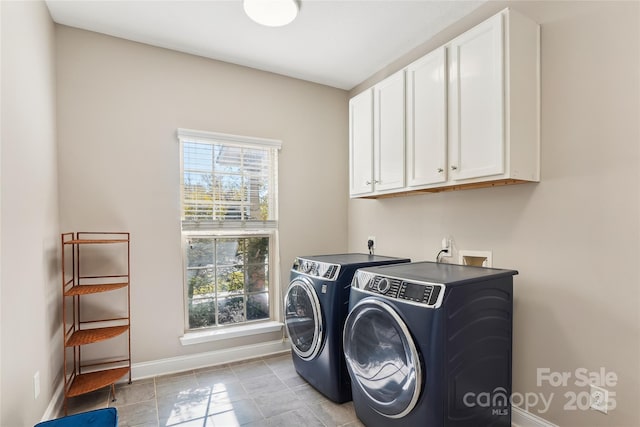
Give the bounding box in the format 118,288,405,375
359,179,533,199
66,325,129,347
65,283,128,296
66,367,130,397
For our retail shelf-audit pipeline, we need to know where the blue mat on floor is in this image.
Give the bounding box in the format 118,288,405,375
35,408,117,427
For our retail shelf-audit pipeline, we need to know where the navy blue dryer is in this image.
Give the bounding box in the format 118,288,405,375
284,254,410,403
343,261,517,427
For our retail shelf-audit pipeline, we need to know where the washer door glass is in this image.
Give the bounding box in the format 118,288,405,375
343,298,422,418
284,278,323,360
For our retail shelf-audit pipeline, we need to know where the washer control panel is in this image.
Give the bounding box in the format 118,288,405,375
292,258,341,281
352,270,445,308
397,281,441,306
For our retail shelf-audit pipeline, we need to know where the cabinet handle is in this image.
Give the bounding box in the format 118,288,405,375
437,168,444,173
365,181,371,185
374,180,380,184
451,165,458,171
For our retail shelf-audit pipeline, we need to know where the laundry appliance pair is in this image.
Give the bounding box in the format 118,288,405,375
284,254,517,427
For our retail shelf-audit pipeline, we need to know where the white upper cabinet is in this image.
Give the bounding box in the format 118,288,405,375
448,13,505,181
349,8,539,199
446,9,540,185
406,47,448,187
349,89,373,196
349,71,405,197
373,70,405,193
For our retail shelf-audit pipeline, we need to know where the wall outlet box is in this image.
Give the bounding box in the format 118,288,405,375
440,237,452,258
34,371,40,399
367,236,376,250
590,384,608,414
459,250,492,267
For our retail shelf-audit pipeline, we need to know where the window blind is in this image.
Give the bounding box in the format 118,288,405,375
178,129,280,231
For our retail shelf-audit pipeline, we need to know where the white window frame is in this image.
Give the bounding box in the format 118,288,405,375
177,128,282,342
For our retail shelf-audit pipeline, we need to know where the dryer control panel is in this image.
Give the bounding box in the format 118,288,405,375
352,271,445,308
292,258,341,281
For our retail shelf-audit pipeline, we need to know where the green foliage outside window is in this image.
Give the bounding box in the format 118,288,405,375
186,236,269,329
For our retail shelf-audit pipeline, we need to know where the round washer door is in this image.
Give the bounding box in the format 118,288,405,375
284,278,323,360
343,298,422,418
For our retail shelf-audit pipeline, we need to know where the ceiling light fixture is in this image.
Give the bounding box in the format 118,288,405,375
243,0,299,27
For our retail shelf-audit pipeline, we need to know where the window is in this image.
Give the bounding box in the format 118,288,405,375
178,128,281,331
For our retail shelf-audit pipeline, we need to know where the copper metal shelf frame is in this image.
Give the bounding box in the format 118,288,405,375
61,232,131,415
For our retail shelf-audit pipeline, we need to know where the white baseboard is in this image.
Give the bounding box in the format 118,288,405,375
42,339,291,421
512,405,558,427
132,338,291,379
41,380,64,421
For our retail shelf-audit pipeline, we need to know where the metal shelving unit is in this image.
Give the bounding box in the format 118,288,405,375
61,232,131,414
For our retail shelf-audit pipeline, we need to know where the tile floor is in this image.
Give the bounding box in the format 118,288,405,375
64,352,364,427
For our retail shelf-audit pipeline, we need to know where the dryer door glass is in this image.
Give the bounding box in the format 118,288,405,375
343,298,421,418
284,278,323,360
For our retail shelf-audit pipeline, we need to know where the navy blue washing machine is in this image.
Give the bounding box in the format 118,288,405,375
343,261,517,427
284,254,410,403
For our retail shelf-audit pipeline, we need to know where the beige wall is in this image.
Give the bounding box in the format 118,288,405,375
348,1,639,426
1,1,61,425
55,26,349,363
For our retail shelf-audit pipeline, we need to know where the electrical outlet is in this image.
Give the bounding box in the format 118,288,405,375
441,237,452,257
367,236,376,251
34,371,40,399
590,384,608,414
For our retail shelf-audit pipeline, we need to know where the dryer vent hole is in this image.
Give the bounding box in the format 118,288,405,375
463,256,488,267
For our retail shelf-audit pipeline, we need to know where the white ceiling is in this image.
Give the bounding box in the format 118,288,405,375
45,0,485,90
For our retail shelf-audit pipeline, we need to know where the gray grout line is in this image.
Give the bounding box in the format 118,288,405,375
153,377,160,427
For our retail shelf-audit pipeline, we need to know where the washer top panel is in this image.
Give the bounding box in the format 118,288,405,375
292,254,410,281
296,253,408,265
356,261,518,286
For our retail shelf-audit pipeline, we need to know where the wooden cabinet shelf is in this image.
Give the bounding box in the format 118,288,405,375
65,325,130,347
61,232,131,415
66,367,131,398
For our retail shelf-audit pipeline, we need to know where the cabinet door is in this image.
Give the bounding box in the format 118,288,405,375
349,89,374,196
448,13,505,181
374,71,405,192
406,47,447,187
